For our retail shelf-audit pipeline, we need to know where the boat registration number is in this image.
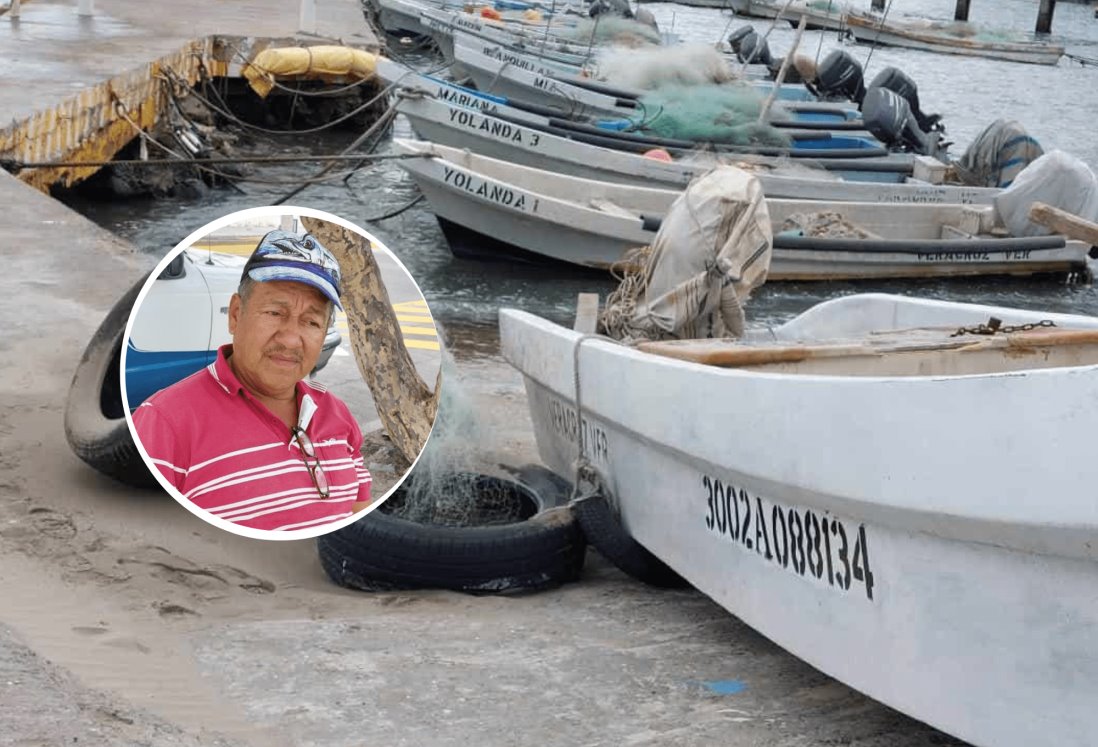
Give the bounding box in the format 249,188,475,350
702,475,875,601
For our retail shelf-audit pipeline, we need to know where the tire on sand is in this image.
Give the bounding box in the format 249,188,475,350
64,274,157,489
573,493,689,588
318,474,587,594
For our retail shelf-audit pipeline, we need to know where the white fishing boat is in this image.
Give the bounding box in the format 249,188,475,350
720,0,853,31
450,40,850,126
394,93,947,187
499,290,1098,747
395,140,1088,279
371,0,581,37
420,6,606,64
845,13,1065,66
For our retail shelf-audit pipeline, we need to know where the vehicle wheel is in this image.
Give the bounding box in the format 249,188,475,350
317,473,587,594
64,274,157,489
573,494,689,588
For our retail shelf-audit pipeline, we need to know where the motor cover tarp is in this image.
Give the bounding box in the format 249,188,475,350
953,119,1042,189
994,150,1098,237
602,166,772,342
243,46,378,98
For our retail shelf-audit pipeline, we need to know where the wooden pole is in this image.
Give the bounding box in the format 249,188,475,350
954,0,971,22
1036,0,1056,34
300,217,441,465
1028,202,1098,246
758,15,808,125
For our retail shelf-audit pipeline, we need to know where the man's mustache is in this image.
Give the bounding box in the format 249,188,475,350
263,345,303,363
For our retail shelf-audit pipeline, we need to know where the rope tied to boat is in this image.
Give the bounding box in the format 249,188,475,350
568,333,619,511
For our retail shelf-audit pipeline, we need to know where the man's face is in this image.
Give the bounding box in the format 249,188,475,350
227,280,329,399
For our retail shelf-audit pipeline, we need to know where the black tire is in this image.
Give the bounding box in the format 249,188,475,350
317,476,587,594
573,494,689,588
64,274,157,489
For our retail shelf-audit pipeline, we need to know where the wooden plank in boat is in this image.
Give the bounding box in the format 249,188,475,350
636,328,1098,367
1029,202,1098,246
573,293,599,333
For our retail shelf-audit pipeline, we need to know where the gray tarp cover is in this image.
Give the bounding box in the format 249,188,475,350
603,166,772,343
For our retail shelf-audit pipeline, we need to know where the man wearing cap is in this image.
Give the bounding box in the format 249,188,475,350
133,229,372,533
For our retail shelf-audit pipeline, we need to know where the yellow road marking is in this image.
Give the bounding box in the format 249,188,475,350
404,339,441,350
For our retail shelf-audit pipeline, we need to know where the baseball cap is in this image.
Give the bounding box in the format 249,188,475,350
243,229,343,310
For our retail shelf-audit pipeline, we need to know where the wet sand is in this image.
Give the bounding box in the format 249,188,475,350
0,163,964,745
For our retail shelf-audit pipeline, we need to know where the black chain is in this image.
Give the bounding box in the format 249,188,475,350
951,318,1057,337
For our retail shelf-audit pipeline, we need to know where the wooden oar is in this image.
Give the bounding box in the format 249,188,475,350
1028,202,1098,246
637,327,1098,368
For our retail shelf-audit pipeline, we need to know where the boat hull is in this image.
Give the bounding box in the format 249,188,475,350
396,95,919,185
396,140,1087,279
846,15,1065,65
499,299,1098,747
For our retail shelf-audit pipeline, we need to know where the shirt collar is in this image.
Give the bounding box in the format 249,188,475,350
209,344,314,405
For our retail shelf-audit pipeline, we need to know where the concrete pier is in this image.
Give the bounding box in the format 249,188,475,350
0,0,380,191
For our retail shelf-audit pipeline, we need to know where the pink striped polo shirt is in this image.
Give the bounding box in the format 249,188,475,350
132,345,372,533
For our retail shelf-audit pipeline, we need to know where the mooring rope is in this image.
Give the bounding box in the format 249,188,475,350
862,0,896,74
163,65,399,137
272,100,400,204
357,192,426,222
740,0,799,73
814,0,836,68
6,152,431,171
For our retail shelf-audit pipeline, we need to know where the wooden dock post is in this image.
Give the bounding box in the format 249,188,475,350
954,0,971,22
1036,0,1056,34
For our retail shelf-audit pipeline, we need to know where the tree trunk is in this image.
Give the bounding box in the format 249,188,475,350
301,217,440,464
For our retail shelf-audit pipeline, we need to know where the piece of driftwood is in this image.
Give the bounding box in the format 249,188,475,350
1028,202,1098,246
637,327,1098,368
301,217,440,464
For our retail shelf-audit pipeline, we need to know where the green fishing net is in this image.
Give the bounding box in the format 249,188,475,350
564,17,662,46
634,84,792,147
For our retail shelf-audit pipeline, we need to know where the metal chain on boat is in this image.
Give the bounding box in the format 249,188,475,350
950,317,1057,337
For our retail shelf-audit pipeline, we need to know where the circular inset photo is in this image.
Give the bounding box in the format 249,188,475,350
119,207,441,540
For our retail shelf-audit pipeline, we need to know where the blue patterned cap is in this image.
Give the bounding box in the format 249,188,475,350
243,229,343,310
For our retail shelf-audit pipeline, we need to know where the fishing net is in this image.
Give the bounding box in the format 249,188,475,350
381,354,536,527
779,211,880,239
635,84,792,147
596,44,737,90
601,166,772,344
563,17,662,47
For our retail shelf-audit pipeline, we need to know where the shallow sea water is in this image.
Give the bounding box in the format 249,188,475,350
67,0,1098,335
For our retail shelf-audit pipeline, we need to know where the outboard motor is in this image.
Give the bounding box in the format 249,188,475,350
589,0,633,19
867,67,942,132
861,87,940,157
812,49,866,104
728,25,755,53
737,31,773,66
